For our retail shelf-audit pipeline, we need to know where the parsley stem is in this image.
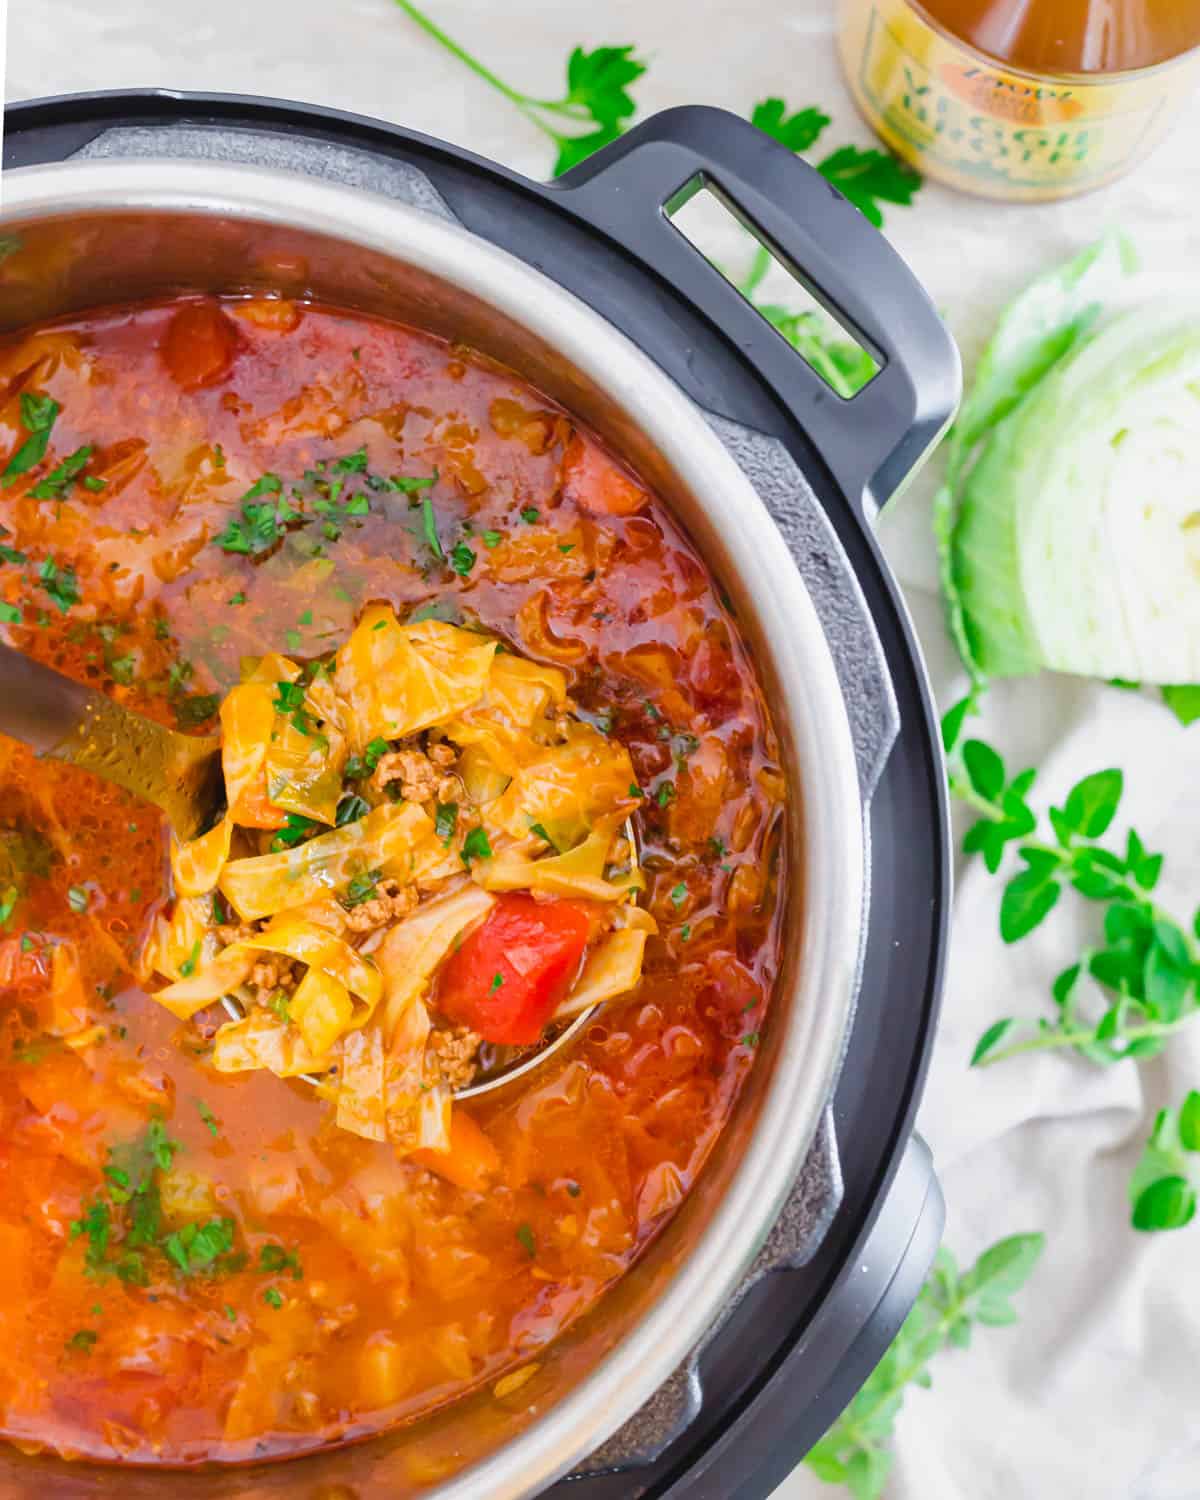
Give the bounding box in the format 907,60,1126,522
393,0,561,140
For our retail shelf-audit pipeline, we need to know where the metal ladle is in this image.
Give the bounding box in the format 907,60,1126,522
0,640,635,1099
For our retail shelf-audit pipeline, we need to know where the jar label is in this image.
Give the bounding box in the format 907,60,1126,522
840,0,1198,199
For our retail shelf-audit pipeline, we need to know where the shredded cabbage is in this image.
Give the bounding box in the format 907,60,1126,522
334,606,495,744
220,802,438,921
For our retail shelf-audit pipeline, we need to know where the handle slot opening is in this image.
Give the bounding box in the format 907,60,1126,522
664,174,882,399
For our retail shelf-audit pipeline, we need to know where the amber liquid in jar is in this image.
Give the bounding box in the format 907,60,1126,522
838,0,1200,200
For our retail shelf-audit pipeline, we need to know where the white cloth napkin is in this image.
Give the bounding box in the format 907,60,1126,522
9,3,1200,1496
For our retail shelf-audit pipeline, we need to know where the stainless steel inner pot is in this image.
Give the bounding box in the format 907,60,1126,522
0,160,864,1499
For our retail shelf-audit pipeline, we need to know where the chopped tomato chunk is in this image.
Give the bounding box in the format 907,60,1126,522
560,434,648,515
436,894,591,1045
161,300,238,390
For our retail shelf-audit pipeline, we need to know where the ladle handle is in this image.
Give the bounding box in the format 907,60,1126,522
0,636,102,754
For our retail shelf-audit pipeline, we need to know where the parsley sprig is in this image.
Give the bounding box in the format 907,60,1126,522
945,698,1200,1071
750,98,921,229
395,0,646,175
805,1234,1043,1498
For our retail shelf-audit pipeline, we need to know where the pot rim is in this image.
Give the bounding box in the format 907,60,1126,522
0,159,865,1497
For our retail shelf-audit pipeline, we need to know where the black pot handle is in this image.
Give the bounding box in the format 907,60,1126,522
550,105,960,516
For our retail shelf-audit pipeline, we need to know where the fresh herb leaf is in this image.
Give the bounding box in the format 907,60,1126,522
213,476,296,556
263,1286,284,1309
1162,684,1200,726
394,3,646,177
461,826,493,867
270,813,318,851
435,802,459,843
178,939,201,978
162,1217,237,1276
3,392,61,481
669,882,688,909
421,495,444,561
195,1099,219,1137
515,1222,536,1258
343,868,383,908
37,557,78,614
450,540,476,576
1130,1097,1200,1231
814,145,922,229
804,1234,1043,1496
258,1243,303,1279
66,1329,98,1353
336,793,370,827
30,444,93,500
520,506,539,524
489,971,504,994
750,98,830,152
482,529,503,548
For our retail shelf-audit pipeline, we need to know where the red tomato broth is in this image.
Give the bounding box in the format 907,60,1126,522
0,295,787,1464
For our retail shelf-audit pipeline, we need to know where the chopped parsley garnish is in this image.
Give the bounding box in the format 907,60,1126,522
742,1031,761,1048
389,472,438,495
178,939,202,978
520,506,539,524
515,1223,536,1258
707,835,727,858
435,802,459,843
259,1243,304,1280
0,542,27,566
334,446,369,473
162,1217,237,1275
656,781,675,808
65,1329,98,1354
680,924,691,941
228,591,246,606
38,557,78,614
263,1286,284,1309
421,495,444,561
30,444,93,500
343,868,383,908
489,972,504,993
213,475,296,556
66,1118,221,1286
336,793,370,827
0,602,21,626
270,813,318,851
106,652,136,685
3,392,61,481
482,529,502,548
460,826,493,867
450,541,476,576
344,737,390,780
628,783,643,799
669,882,688,908
67,884,89,914
529,821,554,846
267,991,291,1024
558,543,575,554
195,1099,219,1137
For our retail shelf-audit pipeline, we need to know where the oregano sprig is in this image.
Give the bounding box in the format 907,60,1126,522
943,695,1200,1071
1130,1092,1200,1232
804,1234,1044,1499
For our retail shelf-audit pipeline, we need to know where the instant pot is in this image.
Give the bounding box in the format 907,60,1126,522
0,93,958,1500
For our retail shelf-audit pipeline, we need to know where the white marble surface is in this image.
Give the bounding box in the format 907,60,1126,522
8,3,1200,1497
